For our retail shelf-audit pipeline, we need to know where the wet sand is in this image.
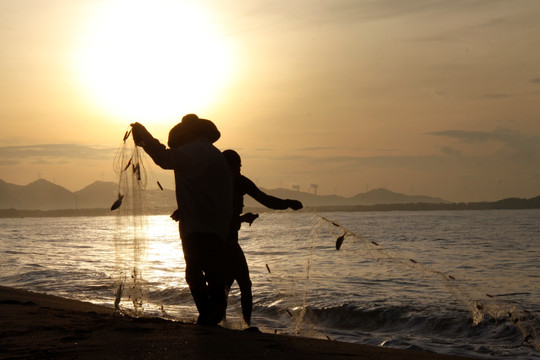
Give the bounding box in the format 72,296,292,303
0,285,477,359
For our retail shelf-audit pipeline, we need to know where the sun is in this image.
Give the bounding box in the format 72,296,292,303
74,0,236,124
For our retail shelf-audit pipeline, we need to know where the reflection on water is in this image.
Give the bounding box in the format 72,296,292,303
112,215,188,315
137,217,186,292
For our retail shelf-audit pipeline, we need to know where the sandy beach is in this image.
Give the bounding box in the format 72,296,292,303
0,285,479,360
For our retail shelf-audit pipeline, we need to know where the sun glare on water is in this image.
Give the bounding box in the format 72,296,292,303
74,0,236,124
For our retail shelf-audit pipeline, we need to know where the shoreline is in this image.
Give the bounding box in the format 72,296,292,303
1,203,540,219
0,285,477,359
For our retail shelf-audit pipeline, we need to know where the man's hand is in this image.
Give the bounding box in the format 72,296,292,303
170,209,180,222
240,212,259,226
287,199,303,210
130,122,152,147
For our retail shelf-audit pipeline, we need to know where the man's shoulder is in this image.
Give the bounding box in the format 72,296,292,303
238,175,259,193
239,174,254,185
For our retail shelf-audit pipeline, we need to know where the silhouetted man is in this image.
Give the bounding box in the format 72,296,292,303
222,149,302,326
131,114,232,326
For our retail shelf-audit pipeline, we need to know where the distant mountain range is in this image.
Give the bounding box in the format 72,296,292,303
0,178,449,211
2,178,539,218
0,178,176,211
243,187,450,208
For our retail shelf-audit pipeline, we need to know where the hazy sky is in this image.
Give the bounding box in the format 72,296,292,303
1,0,540,202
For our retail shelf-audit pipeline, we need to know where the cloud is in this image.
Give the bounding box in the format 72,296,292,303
294,146,399,152
0,160,18,166
427,128,538,146
308,0,505,24
440,146,463,158
296,147,338,152
428,129,492,143
427,129,540,164
255,128,540,175
224,0,509,34
479,93,513,99
531,77,540,84
268,153,451,172
0,144,116,165
330,154,451,170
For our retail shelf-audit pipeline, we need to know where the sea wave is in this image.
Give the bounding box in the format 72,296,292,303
1,211,539,359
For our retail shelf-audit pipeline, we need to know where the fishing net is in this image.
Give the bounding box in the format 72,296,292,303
311,216,540,351
110,128,152,316
254,215,324,337
254,213,539,352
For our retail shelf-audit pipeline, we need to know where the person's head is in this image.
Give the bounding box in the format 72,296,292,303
168,114,221,148
222,149,241,175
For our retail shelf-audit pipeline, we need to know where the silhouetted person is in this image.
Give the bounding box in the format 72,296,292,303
131,114,232,326
222,149,302,326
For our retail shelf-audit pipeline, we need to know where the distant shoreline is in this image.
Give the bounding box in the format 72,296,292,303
1,197,539,218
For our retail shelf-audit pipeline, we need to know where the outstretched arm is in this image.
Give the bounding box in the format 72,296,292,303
242,176,303,211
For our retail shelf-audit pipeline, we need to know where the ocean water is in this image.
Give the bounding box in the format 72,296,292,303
1,210,539,359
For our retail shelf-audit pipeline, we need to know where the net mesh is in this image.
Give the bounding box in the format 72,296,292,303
111,129,150,316
311,216,540,351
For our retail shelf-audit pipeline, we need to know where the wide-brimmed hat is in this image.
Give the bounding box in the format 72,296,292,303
168,114,221,148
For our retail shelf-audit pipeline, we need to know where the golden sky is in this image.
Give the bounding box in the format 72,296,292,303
1,0,540,202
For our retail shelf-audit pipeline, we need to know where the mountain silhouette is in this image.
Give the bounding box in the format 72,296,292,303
74,181,118,209
0,178,76,210
0,178,449,211
1,179,539,217
349,188,448,205
243,187,449,208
